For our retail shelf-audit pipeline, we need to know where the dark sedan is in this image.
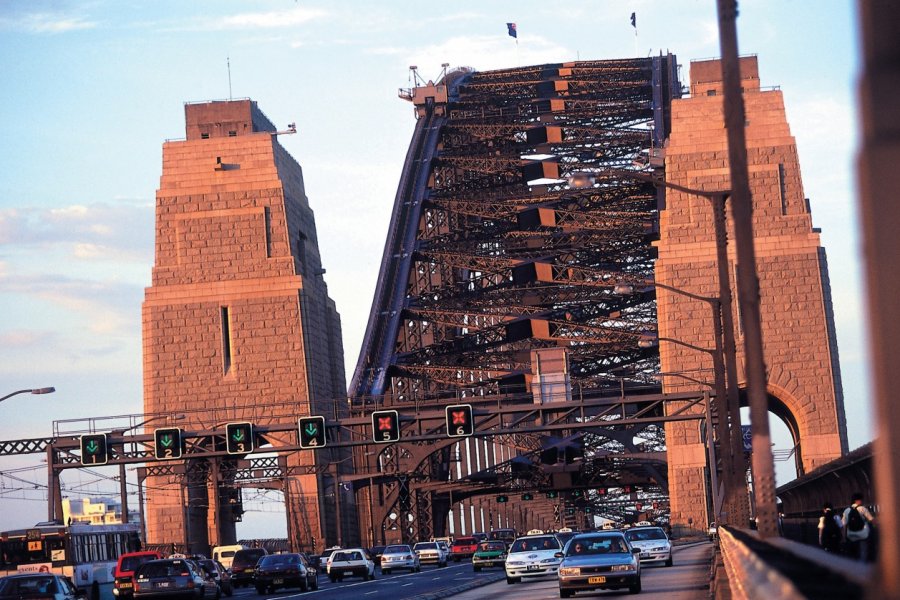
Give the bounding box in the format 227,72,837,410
133,559,220,600
253,553,317,594
0,574,84,600
556,532,642,597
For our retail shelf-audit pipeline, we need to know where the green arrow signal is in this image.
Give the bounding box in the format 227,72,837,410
160,435,174,448
86,441,99,454
232,429,246,442
304,423,318,437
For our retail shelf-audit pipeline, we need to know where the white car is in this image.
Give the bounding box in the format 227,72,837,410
504,534,563,584
412,541,448,567
326,548,376,581
623,526,673,566
380,544,421,574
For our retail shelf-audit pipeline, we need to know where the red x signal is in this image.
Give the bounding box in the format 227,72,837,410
378,416,393,430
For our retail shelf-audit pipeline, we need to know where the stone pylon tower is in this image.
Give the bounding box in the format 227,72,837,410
142,100,351,552
658,58,848,530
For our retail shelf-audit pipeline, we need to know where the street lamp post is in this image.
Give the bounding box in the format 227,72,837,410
578,165,749,526
1,387,55,403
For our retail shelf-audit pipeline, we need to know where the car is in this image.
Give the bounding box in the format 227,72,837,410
133,558,220,600
449,537,478,562
113,551,163,599
0,574,84,600
326,548,375,582
198,560,233,596
554,529,578,547
623,525,673,566
379,544,421,574
412,541,447,567
556,532,642,597
504,533,563,584
229,548,267,588
471,540,507,572
253,553,318,593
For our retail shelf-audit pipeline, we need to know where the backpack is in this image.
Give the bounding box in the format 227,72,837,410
823,512,841,541
847,506,866,532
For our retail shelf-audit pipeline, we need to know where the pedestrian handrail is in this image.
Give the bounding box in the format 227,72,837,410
718,525,868,599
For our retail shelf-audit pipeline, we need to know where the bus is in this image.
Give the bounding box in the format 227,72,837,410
0,523,142,592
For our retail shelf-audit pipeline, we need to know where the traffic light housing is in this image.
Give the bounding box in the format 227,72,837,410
298,416,327,449
497,495,509,503
445,404,474,437
371,410,400,443
225,422,254,454
80,434,109,466
522,492,534,501
154,428,183,460
546,491,559,499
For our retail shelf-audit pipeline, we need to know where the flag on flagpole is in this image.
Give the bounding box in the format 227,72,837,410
630,12,636,28
506,22,517,38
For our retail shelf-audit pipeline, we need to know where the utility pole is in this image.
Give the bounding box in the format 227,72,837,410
716,0,779,537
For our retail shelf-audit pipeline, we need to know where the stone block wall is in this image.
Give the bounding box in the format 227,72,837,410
659,58,847,530
142,100,347,551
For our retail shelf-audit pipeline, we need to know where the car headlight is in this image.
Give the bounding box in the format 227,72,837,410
540,558,559,564
558,567,581,576
507,561,524,566
610,564,631,572
652,546,668,552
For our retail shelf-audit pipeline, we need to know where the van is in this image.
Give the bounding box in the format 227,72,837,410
211,545,245,570
230,548,268,587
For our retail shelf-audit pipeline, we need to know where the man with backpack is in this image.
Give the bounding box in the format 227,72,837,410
818,502,843,553
842,492,876,561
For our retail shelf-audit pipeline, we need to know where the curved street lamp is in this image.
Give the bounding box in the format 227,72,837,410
0,387,55,403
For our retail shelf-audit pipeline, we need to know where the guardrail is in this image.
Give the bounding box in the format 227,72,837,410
717,525,868,599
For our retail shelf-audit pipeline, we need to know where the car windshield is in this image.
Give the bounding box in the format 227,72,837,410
120,555,157,573
413,543,436,550
624,528,667,541
453,538,476,546
332,551,362,562
510,536,560,553
566,537,629,556
232,550,266,569
384,545,411,554
478,542,506,552
138,561,192,578
260,554,298,566
0,576,58,596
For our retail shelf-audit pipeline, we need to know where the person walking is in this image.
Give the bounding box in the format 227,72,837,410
842,492,876,561
818,502,842,553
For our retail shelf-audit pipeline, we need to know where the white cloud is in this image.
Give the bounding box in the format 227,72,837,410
0,12,97,34
190,7,329,31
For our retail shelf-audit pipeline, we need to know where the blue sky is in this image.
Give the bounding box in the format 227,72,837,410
0,1,862,536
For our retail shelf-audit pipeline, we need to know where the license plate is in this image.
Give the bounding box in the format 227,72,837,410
641,553,650,558
155,582,170,588
273,579,283,585
526,565,540,571
119,583,133,589
588,576,606,584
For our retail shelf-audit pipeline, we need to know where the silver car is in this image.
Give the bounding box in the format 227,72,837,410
557,532,641,597
379,544,421,574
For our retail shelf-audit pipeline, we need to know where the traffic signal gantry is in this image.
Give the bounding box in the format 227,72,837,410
445,404,474,437
298,416,327,448
79,433,108,465
371,410,400,443
225,422,254,454
153,428,183,460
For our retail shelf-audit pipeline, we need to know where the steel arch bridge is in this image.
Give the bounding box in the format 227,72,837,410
349,56,684,543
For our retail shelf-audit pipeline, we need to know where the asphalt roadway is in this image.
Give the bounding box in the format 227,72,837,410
225,541,713,600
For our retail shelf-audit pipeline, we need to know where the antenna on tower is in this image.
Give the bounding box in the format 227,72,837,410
227,56,233,100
